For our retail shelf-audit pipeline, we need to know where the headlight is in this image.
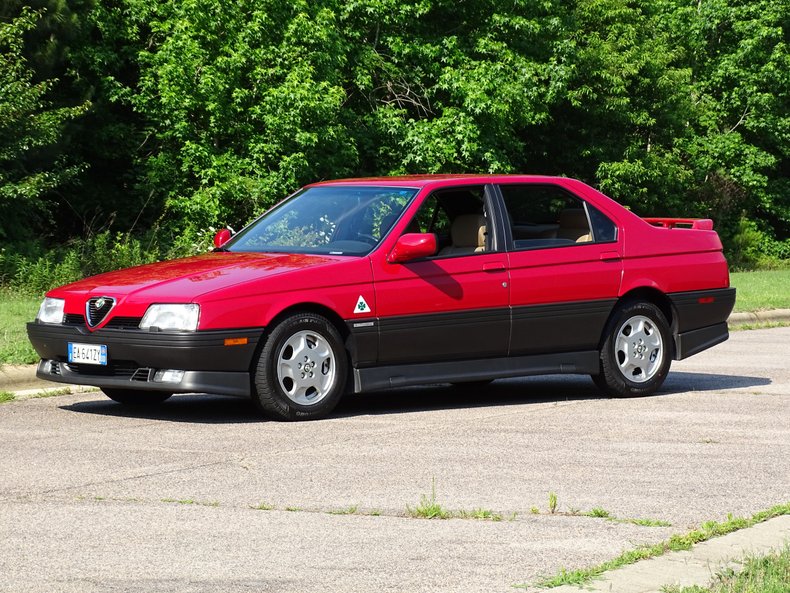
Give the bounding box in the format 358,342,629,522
139,304,200,331
37,297,65,324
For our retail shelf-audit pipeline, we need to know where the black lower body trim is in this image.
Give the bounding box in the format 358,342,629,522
36,359,251,397
27,323,264,372
674,322,729,360
670,288,736,333
353,351,600,392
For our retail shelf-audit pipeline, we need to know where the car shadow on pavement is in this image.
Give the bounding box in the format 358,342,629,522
662,371,771,393
334,371,770,418
60,394,264,424
59,371,770,423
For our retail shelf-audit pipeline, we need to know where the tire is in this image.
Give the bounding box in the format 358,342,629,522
102,389,172,405
593,301,671,398
253,313,348,420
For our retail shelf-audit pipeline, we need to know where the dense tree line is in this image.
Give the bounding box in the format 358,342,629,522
1,0,788,273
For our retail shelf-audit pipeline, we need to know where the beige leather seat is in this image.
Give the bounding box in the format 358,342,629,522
557,209,592,242
439,214,486,255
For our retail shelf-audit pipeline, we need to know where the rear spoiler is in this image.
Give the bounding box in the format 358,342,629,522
643,218,714,231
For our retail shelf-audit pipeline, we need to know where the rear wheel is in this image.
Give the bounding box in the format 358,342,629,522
253,313,348,420
102,389,172,405
593,301,671,397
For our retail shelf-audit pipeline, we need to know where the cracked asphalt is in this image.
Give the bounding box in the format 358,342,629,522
1,327,788,593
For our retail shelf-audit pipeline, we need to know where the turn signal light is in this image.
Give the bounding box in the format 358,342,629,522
224,337,249,346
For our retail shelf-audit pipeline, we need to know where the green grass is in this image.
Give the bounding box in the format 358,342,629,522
662,545,790,593
730,270,790,312
520,503,790,589
0,291,39,365
0,390,15,403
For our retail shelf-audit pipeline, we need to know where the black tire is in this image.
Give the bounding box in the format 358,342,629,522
593,301,672,398
102,389,172,405
253,313,348,421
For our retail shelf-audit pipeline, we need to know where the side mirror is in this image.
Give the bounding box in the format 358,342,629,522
387,233,437,263
213,228,232,249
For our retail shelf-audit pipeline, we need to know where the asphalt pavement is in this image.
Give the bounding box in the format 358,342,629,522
1,326,789,593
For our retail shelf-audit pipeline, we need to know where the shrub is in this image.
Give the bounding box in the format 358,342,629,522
1,231,161,294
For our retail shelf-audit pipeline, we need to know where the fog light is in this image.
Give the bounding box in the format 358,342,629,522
153,369,185,383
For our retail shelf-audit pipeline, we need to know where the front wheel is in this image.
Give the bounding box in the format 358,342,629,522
253,313,348,420
102,389,172,405
593,301,671,398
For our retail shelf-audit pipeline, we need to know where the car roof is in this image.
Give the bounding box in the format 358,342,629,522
307,174,568,189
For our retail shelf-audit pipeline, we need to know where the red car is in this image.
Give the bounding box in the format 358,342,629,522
28,175,735,420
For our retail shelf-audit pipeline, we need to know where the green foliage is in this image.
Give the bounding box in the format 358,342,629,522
1,231,160,294
0,7,88,241
0,0,787,270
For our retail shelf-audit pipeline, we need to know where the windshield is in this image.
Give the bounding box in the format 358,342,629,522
227,186,418,255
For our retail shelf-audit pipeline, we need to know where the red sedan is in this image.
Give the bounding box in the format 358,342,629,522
28,175,735,420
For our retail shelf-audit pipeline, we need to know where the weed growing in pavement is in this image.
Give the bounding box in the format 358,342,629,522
517,503,790,589
625,517,672,527
457,508,503,521
548,491,558,514
252,502,275,510
587,507,611,518
329,505,359,515
408,478,451,519
0,391,15,404
530,507,540,514
284,506,301,512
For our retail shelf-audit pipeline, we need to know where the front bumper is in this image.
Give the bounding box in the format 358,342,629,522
27,322,264,397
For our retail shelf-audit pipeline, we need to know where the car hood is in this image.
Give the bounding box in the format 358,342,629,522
51,252,349,303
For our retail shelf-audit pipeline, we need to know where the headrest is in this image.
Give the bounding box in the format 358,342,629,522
451,214,487,247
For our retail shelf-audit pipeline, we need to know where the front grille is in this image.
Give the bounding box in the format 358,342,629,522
63,314,142,329
86,297,115,327
105,316,142,329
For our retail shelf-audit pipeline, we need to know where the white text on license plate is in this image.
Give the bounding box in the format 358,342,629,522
68,343,107,365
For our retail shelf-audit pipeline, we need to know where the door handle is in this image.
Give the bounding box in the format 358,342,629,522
600,251,620,262
482,262,506,272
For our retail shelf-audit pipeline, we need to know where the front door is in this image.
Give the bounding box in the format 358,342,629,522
371,185,510,364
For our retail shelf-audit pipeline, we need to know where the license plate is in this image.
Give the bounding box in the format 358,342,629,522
68,343,108,365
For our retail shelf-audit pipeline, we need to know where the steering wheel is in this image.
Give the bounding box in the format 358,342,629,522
355,232,378,245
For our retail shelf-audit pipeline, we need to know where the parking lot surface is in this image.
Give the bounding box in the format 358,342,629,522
1,327,789,592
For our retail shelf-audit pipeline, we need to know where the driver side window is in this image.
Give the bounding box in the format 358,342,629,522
402,186,488,257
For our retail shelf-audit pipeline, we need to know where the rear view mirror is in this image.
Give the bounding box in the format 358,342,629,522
213,228,232,249
387,233,438,263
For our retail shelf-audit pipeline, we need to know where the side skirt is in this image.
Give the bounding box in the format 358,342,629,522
352,351,600,393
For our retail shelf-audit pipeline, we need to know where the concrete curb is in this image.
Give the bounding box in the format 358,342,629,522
728,308,790,326
544,515,790,593
3,310,790,396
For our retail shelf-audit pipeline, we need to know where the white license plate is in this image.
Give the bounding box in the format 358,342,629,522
68,343,108,365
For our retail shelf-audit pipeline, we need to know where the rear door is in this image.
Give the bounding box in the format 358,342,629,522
371,185,510,364
496,183,623,355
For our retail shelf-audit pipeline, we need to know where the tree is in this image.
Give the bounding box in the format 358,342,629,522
0,7,88,242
